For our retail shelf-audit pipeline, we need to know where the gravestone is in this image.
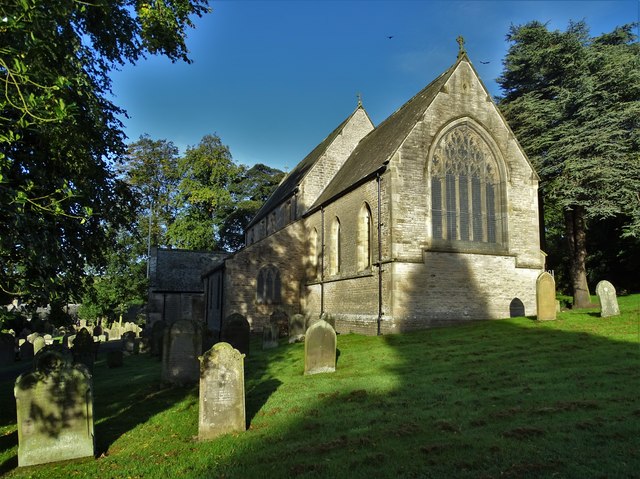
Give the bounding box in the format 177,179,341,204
596,280,620,318
63,333,76,349
14,350,94,467
509,298,525,318
270,310,289,338
122,331,137,354
304,319,336,375
221,313,250,356
536,272,556,321
0,333,15,365
92,325,103,338
319,312,336,330
71,328,95,372
43,334,53,346
262,323,279,350
198,342,246,440
162,320,202,385
19,340,35,361
33,336,46,356
289,314,305,343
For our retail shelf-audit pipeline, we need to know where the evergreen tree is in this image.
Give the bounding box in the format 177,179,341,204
498,21,640,307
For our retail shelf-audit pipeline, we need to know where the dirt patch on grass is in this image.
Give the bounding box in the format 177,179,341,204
502,427,545,439
420,443,451,455
435,420,460,433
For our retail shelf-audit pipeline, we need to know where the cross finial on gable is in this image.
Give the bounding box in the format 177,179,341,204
456,35,466,58
356,92,363,107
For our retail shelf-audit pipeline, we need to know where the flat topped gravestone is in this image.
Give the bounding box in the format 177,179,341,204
221,313,250,356
596,280,620,317
304,319,336,375
198,342,246,441
536,272,556,321
162,320,202,385
15,350,94,467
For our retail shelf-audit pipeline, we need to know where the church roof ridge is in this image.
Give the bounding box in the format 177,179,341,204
310,55,463,209
246,103,369,229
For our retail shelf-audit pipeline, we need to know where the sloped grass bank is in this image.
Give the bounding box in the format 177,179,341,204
0,297,638,478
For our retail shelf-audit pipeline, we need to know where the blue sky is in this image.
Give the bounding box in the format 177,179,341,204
110,0,638,173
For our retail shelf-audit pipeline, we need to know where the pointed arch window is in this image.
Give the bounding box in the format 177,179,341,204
357,203,373,270
309,228,320,279
430,123,505,250
330,217,341,275
257,265,281,304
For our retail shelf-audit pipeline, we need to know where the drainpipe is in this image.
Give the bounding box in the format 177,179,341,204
377,172,383,336
320,207,325,315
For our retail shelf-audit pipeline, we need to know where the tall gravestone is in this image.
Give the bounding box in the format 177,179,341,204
221,313,250,356
289,314,305,343
304,319,336,375
596,280,620,318
536,272,556,321
71,328,95,373
14,351,94,467
198,342,246,440
162,320,202,385
262,323,279,349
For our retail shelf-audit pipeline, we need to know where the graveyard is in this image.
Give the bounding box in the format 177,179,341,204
0,296,638,478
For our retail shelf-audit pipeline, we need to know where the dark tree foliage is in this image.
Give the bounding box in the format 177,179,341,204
498,21,640,306
0,0,209,306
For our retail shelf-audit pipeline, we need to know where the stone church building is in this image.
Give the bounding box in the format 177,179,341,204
203,50,544,335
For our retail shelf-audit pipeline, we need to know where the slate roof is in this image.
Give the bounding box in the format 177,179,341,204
246,105,369,229
310,56,462,210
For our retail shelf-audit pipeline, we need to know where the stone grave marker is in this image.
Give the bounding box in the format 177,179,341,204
162,320,202,385
304,319,336,375
221,313,250,356
289,314,305,343
536,272,556,321
0,333,15,365
262,323,279,349
122,331,137,354
270,310,289,338
198,342,245,441
14,350,94,467
596,280,620,318
33,336,46,356
71,328,95,373
19,340,35,361
43,334,53,346
92,325,103,338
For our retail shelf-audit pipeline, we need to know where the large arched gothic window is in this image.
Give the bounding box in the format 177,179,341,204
257,265,281,304
357,203,373,270
430,123,504,249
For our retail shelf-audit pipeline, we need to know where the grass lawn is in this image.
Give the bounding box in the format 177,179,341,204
0,296,639,478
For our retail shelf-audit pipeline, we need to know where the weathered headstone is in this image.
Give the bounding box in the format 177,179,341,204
509,298,525,318
262,323,279,349
0,333,15,365
289,314,305,343
221,313,250,356
14,351,94,467
536,272,556,321
92,325,103,337
43,334,53,346
19,340,35,361
304,319,336,375
270,310,289,338
596,280,620,318
162,320,202,385
71,328,95,372
198,342,246,440
122,331,137,354
319,312,336,330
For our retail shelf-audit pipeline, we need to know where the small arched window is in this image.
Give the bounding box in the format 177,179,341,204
256,265,281,304
430,123,505,249
357,203,373,270
330,217,341,275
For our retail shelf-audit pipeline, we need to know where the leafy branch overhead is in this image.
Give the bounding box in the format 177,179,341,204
0,0,210,305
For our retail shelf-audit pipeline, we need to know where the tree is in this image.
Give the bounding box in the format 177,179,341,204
168,134,240,250
497,21,640,307
0,0,209,305
121,135,182,248
218,164,285,251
